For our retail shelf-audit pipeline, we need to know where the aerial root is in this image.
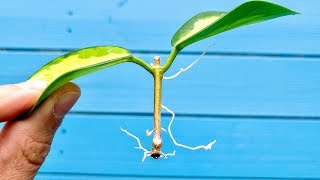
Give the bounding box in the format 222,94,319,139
163,45,213,80
161,104,216,151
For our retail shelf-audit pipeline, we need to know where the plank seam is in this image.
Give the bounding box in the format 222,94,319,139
1,47,320,59
69,111,320,121
37,172,319,180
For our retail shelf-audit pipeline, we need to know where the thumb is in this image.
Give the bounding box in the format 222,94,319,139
0,80,47,122
0,82,80,179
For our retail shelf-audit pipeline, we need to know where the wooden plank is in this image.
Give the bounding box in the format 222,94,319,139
0,0,119,18
2,113,320,179
25,114,320,178
0,0,319,54
1,52,320,117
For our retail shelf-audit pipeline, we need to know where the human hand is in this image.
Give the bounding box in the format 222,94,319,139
0,81,80,179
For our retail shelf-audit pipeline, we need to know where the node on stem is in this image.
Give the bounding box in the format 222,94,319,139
154,56,161,67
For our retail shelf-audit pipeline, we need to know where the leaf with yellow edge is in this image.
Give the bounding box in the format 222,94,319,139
171,0,298,50
26,46,151,115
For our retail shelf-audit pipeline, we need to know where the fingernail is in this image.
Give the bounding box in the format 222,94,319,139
54,92,80,118
16,80,48,91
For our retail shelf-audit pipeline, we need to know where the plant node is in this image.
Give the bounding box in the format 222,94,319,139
154,56,161,67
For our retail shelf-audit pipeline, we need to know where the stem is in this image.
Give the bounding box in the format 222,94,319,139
151,57,163,159
162,47,180,73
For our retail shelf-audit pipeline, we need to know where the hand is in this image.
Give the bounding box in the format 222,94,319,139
0,81,80,179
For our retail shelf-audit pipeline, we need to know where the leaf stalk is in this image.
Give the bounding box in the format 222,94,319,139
162,47,180,73
132,56,153,74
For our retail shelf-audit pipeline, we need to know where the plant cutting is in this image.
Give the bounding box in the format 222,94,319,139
25,1,297,161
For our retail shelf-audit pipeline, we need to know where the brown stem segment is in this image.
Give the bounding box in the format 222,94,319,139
151,56,163,159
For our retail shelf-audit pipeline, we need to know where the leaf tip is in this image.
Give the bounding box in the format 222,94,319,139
291,10,300,15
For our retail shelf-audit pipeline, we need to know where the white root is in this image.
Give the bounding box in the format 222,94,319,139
163,45,213,80
141,152,150,162
146,130,153,136
120,127,150,161
146,128,167,136
120,127,176,162
161,104,216,150
163,150,176,158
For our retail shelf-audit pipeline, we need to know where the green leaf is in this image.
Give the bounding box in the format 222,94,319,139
171,0,298,50
27,46,140,114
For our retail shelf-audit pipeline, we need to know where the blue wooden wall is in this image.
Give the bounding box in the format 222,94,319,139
1,0,320,179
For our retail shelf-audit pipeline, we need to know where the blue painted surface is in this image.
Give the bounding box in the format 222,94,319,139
34,114,320,179
0,0,319,179
0,0,319,54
